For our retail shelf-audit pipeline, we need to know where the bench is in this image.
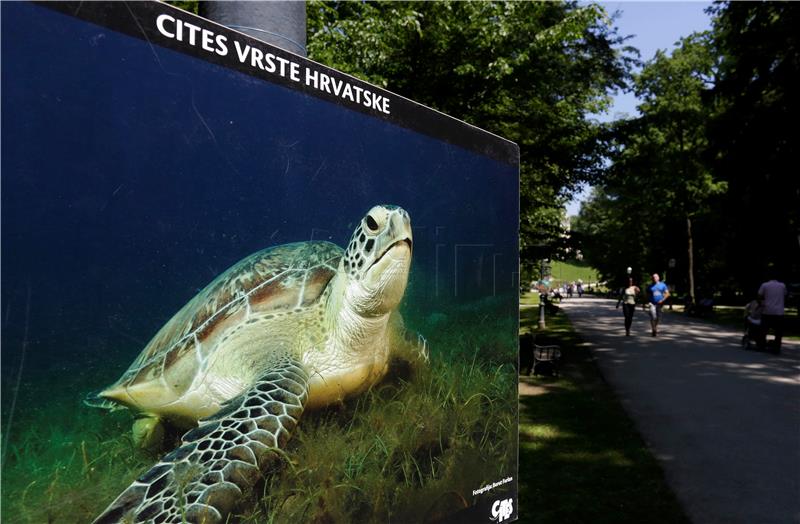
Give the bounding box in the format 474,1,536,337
533,343,561,377
685,298,714,318
520,333,561,377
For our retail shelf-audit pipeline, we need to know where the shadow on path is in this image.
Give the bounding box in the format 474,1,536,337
559,297,800,524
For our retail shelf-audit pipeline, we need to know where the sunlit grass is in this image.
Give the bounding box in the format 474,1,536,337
550,260,601,287
518,424,573,441
520,293,539,306
552,451,635,468
517,301,689,524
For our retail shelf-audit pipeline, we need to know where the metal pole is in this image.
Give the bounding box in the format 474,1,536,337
538,258,546,329
200,1,307,57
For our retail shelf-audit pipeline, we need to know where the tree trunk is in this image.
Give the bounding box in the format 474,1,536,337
687,215,695,303
678,123,696,304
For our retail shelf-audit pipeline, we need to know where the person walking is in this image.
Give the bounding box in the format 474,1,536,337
616,277,640,336
647,273,670,337
758,272,787,353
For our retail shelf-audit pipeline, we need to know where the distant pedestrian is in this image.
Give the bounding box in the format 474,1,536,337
568,283,574,299
647,273,670,337
758,272,787,353
616,277,640,336
577,282,584,298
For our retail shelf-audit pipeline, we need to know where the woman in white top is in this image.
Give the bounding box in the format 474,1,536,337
616,277,641,336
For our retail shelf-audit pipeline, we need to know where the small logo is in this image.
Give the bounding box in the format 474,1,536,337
490,498,514,522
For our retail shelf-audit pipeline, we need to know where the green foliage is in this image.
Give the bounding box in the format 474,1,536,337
307,1,634,266
168,1,635,271
165,1,198,15
574,33,726,292
706,2,800,291
571,186,652,287
575,2,800,296
632,32,726,217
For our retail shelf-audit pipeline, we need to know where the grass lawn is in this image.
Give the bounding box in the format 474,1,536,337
520,293,539,307
550,260,601,287
517,296,688,523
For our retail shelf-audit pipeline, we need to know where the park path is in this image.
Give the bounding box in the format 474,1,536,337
558,297,800,524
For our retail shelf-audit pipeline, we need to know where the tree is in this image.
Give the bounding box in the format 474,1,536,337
707,2,800,291
307,1,634,266
166,1,635,271
575,33,726,299
628,33,724,301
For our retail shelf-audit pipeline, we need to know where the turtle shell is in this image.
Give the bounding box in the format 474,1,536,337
98,241,342,411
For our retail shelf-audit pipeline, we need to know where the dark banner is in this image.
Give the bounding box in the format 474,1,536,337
40,1,518,165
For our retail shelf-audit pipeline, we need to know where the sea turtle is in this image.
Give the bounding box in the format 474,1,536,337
87,205,422,523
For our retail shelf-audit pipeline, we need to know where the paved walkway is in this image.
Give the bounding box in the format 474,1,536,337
558,297,800,524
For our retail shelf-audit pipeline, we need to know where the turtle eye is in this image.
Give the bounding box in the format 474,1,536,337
365,215,379,232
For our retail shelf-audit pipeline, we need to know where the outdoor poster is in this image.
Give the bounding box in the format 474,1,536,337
1,2,520,523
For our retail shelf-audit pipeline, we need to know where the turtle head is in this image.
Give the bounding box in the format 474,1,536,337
341,205,412,316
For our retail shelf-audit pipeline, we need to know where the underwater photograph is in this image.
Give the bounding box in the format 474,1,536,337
1,3,519,523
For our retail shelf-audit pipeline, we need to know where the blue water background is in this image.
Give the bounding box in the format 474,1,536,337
1,3,518,393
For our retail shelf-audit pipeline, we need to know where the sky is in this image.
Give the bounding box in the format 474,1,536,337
566,1,713,216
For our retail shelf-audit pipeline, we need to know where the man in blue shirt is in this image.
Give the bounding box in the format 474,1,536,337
648,273,670,336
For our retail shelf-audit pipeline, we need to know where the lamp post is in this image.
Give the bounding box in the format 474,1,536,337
625,267,632,310
538,258,547,329
530,243,549,330
667,258,676,310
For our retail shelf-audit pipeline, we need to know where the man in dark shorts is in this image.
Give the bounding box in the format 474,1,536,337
648,273,670,336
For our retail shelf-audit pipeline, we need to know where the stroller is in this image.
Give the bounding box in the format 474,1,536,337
741,300,764,350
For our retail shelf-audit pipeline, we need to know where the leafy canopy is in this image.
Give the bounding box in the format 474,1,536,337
574,33,725,289
169,1,635,271
575,2,800,296
307,1,633,264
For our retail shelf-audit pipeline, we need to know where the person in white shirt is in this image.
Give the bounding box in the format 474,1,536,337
758,273,787,353
616,277,641,337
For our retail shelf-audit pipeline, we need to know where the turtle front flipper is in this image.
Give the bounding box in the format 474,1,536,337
93,359,308,524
